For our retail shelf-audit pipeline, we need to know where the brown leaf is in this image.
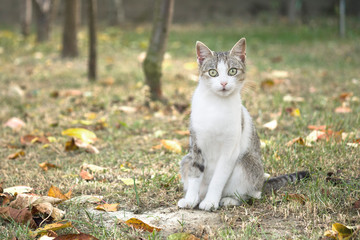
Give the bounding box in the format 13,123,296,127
3,117,26,131
339,92,353,101
7,150,25,159
39,162,59,171
47,185,71,200
282,193,308,205
94,203,119,212
0,206,37,228
353,199,360,209
125,217,161,232
80,169,94,181
20,135,49,145
64,138,79,151
0,193,14,206
54,233,99,240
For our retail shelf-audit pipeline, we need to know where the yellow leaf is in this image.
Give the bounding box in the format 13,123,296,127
120,178,139,186
7,150,25,159
290,108,301,117
47,185,71,200
39,162,58,171
285,137,306,147
29,220,72,238
79,120,93,126
332,223,354,239
61,128,97,144
168,232,200,240
161,140,182,153
84,112,98,120
94,203,119,212
125,218,161,232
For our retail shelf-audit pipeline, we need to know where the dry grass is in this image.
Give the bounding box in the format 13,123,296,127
0,19,360,239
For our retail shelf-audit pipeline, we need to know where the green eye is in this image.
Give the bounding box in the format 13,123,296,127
228,68,237,76
208,69,218,77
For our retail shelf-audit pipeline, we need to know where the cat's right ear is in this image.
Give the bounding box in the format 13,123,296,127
196,41,213,66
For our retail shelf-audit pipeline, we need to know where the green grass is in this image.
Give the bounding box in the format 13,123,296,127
1,18,360,239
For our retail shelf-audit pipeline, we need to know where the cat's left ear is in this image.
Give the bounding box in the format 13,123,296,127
230,38,246,63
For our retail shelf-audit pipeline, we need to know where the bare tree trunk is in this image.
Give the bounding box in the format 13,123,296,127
287,0,298,24
33,0,52,42
20,0,32,37
88,0,97,81
339,0,346,38
143,0,174,101
62,0,79,58
110,0,126,25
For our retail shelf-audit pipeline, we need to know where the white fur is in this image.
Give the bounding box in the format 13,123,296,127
179,60,252,211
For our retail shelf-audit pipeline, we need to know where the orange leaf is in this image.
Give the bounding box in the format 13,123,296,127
307,125,327,131
339,92,353,101
161,140,182,153
47,185,71,200
7,150,25,159
125,217,161,232
80,169,94,181
94,203,119,212
175,130,190,136
335,106,352,113
20,135,49,145
39,162,58,171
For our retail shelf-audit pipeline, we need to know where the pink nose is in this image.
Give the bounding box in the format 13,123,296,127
221,82,228,87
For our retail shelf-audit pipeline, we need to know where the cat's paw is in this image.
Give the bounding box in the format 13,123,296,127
199,199,219,211
177,198,199,209
220,197,240,206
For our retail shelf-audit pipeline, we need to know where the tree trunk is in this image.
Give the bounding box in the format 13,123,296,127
33,0,52,42
288,0,297,24
20,0,32,37
62,0,79,58
88,0,97,81
109,0,126,25
339,0,346,38
143,0,174,101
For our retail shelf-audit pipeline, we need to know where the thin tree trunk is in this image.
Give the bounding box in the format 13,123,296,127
62,0,79,58
339,0,346,38
88,0,97,81
288,0,297,24
33,0,52,42
143,0,174,100
110,0,125,25
20,0,32,37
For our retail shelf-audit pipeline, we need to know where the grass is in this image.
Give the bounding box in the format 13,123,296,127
1,18,360,239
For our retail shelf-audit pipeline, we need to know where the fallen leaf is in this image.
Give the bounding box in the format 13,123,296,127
353,199,360,209
175,130,190,136
286,107,301,117
305,130,325,143
60,89,83,97
332,223,355,239
260,79,275,89
81,163,107,173
54,233,99,240
3,186,33,195
118,106,137,113
270,70,289,78
62,128,97,144
47,185,71,200
161,140,182,153
168,233,200,240
100,77,115,86
20,135,49,145
39,162,59,171
339,92,353,101
285,137,306,147
10,194,62,209
120,178,139,186
125,217,161,232
29,220,72,238
4,117,26,131
0,193,14,206
283,95,304,103
64,138,79,151
32,202,65,221
74,139,99,154
80,169,94,181
94,203,119,212
7,150,25,159
335,106,352,113
282,193,308,205
0,206,36,228
263,120,278,130
307,125,327,131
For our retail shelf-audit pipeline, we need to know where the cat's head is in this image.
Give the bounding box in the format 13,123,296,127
196,38,246,97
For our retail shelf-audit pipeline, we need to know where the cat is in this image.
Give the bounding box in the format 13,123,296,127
178,38,309,211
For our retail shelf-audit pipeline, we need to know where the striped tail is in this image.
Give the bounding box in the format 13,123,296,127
263,171,310,194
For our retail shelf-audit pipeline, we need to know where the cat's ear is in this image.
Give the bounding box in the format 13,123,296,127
196,41,213,66
230,38,246,63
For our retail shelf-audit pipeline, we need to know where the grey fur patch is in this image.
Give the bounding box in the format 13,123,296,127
263,171,310,194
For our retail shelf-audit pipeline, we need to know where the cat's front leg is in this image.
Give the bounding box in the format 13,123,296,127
199,153,238,211
178,176,202,208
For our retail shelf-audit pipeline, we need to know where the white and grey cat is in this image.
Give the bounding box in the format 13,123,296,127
178,38,309,211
